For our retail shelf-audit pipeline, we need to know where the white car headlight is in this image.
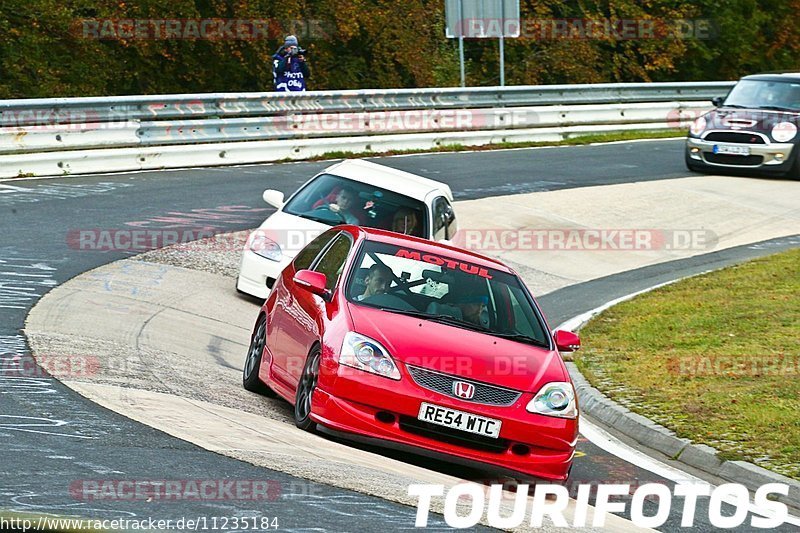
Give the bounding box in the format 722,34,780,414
689,116,707,136
771,122,797,143
250,233,282,261
339,332,401,380
526,382,577,419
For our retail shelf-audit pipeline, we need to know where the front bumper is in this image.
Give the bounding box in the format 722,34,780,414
236,249,291,299
311,362,578,481
686,136,795,171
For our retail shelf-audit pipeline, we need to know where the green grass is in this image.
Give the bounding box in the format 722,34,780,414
286,128,688,162
576,248,800,480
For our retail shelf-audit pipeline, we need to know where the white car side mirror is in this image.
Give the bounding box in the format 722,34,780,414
263,189,285,209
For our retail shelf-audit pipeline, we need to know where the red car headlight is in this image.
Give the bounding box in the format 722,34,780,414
526,382,577,419
339,332,401,380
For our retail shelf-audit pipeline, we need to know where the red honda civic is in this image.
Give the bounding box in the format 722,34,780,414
243,225,581,481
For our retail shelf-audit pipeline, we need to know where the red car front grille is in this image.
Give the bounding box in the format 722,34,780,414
406,365,522,406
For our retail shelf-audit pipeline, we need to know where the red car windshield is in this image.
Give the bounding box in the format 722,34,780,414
346,241,551,347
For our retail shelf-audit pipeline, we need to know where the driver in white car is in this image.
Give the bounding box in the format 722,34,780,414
326,187,359,224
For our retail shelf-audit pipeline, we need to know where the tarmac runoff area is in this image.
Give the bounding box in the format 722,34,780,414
25,174,800,530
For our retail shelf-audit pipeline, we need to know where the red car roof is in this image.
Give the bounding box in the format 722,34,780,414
338,225,514,274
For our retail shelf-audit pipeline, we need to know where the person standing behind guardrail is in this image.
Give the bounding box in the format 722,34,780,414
273,35,310,92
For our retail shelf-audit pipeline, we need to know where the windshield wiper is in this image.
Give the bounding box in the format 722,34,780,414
379,307,458,322
486,331,550,348
379,307,488,331
378,307,549,346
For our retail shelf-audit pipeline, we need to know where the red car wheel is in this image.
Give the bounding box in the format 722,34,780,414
242,315,276,397
294,347,321,431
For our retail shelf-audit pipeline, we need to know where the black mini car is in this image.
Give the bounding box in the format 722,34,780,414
686,73,800,180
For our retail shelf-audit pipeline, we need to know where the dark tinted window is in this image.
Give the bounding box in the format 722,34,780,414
293,230,337,271
313,234,352,290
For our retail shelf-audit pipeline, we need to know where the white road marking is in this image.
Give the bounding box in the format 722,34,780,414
581,418,800,526
0,184,30,191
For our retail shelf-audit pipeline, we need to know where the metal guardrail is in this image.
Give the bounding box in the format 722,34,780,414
0,81,735,178
0,82,734,126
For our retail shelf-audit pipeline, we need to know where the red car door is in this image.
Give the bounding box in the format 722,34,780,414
269,230,338,387
280,232,353,391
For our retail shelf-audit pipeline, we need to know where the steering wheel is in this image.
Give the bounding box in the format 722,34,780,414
307,205,347,223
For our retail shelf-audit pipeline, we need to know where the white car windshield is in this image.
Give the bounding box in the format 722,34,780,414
724,79,800,111
347,241,551,347
283,174,427,237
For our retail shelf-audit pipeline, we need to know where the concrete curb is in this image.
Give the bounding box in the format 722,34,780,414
566,348,800,511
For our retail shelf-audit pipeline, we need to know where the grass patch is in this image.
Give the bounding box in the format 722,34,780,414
576,248,800,480
287,128,687,162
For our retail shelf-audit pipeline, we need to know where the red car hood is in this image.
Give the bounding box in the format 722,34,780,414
347,303,567,392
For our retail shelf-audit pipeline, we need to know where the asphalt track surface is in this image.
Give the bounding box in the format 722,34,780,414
1,138,796,531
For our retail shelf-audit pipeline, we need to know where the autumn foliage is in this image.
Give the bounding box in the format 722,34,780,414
1,0,799,98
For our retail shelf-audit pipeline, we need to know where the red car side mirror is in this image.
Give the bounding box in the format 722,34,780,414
553,330,581,352
294,270,330,299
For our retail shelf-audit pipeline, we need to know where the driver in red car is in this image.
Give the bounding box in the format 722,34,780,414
357,264,392,301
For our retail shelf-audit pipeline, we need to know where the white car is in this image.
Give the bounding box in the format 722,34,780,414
236,159,459,298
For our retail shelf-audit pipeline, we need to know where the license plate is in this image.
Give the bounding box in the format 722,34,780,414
713,144,750,156
417,402,501,439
